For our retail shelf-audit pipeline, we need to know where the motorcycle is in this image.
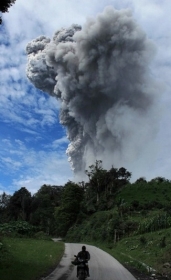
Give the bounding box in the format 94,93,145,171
72,255,89,280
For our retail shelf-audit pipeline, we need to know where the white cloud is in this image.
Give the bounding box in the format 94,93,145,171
13,151,73,194
0,137,72,194
51,137,69,149
1,156,22,170
11,154,73,195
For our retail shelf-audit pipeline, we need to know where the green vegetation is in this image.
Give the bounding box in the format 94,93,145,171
1,161,171,277
66,217,171,276
0,237,64,280
0,221,38,237
115,179,171,209
98,228,171,276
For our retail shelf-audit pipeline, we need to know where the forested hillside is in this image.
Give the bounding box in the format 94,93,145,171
1,161,171,277
1,160,171,239
0,161,130,235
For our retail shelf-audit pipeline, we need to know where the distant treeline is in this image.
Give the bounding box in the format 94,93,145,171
1,160,171,237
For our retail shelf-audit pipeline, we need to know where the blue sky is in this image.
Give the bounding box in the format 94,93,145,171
0,0,171,194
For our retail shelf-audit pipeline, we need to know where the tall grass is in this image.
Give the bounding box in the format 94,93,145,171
0,237,64,280
137,214,171,234
83,228,171,276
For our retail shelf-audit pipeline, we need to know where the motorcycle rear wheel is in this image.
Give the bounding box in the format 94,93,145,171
78,270,87,280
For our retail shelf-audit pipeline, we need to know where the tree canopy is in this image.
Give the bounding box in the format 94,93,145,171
1,160,170,238
0,0,16,24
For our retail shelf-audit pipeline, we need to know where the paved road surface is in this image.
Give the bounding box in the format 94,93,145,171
44,243,137,280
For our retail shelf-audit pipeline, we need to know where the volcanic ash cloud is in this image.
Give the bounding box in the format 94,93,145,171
26,7,158,177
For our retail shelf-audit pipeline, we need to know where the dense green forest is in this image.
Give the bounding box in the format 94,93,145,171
1,160,171,242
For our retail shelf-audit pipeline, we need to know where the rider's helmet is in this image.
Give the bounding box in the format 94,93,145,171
82,245,86,251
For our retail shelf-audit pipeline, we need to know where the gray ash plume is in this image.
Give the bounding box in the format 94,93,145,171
26,7,158,177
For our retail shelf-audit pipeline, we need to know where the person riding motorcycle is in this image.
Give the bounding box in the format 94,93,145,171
76,245,90,277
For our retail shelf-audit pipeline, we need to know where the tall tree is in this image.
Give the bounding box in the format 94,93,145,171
54,181,84,237
107,166,119,194
118,167,131,182
85,160,108,203
8,187,32,221
0,0,16,24
0,192,11,208
0,192,11,223
85,162,132,211
30,184,62,234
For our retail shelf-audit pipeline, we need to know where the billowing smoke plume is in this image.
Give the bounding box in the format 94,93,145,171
26,7,158,178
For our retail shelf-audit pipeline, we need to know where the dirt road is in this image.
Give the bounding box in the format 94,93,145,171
44,243,137,280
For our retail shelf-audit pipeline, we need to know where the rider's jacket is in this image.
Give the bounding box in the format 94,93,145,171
77,250,90,261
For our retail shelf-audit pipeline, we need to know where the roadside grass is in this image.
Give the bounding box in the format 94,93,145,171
0,237,64,280
87,228,171,276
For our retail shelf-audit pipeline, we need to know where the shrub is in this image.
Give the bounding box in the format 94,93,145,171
139,236,147,245
0,221,37,237
131,200,139,209
159,236,166,248
34,231,50,240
